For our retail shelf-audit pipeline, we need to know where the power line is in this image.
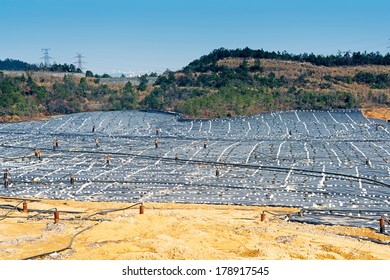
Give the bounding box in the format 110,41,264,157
74,53,86,70
40,48,52,66
337,49,352,56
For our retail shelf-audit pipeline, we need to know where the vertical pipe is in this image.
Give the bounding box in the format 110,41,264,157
261,211,266,222
140,203,144,215
379,217,385,234
23,201,28,213
54,210,59,224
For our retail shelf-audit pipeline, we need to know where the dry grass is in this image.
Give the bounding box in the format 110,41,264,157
217,58,390,98
0,113,63,123
362,107,390,121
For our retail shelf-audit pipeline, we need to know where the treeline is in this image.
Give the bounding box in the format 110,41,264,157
0,72,140,118
0,59,39,71
41,63,82,73
1,48,390,120
155,60,281,90
184,47,390,72
0,58,81,73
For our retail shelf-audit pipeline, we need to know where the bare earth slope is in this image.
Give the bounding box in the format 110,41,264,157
0,198,389,260
362,107,390,121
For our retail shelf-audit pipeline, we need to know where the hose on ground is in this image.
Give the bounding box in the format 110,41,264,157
336,234,390,246
3,143,389,188
84,202,142,220
261,209,300,221
20,201,143,259
0,201,24,221
21,224,96,260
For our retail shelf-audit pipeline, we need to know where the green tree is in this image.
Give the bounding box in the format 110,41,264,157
121,91,138,109
250,59,263,72
124,81,133,92
143,88,164,109
137,74,148,91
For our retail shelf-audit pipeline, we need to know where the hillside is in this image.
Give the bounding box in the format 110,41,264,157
145,51,390,118
1,48,390,120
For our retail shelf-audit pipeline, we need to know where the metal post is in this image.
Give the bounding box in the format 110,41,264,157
54,210,59,224
23,201,28,213
380,217,385,234
140,204,144,215
261,211,266,222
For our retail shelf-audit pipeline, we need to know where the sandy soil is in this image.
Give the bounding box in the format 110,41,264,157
0,197,389,260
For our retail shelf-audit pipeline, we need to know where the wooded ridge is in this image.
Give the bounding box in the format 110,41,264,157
1,48,389,120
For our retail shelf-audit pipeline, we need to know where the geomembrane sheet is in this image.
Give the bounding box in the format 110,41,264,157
0,109,389,231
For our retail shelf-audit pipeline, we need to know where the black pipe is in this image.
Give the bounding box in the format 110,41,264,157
2,143,389,188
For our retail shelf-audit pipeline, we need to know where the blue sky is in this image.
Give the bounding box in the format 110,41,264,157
1,0,389,75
